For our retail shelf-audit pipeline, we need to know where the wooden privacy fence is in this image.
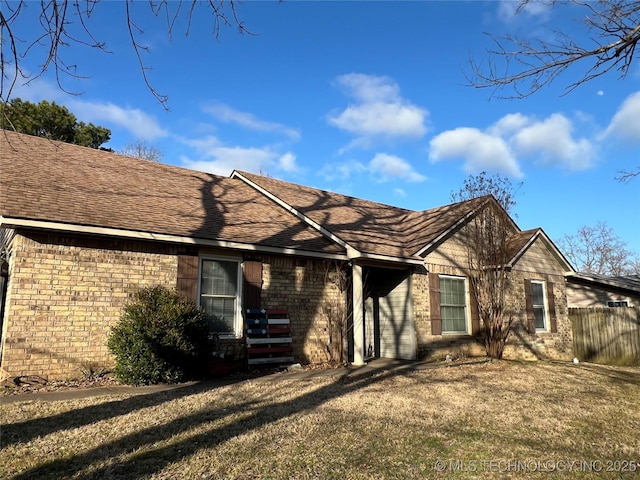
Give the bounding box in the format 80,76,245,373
570,307,640,366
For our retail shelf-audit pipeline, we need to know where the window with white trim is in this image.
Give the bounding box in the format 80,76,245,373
199,257,242,337
440,276,469,334
531,280,548,332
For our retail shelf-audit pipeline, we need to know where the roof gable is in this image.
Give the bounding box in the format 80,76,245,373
234,171,511,263
507,228,574,272
234,170,417,261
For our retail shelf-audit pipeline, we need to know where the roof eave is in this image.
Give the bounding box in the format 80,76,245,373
0,216,349,261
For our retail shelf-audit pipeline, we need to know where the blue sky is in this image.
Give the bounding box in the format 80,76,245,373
7,1,640,256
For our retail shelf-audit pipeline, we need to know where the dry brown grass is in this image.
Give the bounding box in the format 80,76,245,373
1,360,639,479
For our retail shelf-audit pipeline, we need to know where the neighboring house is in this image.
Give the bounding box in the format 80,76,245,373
566,273,640,308
1,131,575,380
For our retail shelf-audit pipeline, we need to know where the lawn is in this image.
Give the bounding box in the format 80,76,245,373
1,360,639,479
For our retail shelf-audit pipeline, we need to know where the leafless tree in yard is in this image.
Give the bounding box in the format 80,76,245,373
558,222,640,275
451,173,522,359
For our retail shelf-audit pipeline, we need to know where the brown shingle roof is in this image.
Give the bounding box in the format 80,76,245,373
236,171,491,260
2,131,522,263
0,130,342,255
505,228,541,264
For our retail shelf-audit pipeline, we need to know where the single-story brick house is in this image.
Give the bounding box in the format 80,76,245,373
1,130,575,379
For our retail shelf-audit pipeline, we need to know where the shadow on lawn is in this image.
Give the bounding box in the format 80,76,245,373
8,360,636,479
7,362,475,480
2,380,242,448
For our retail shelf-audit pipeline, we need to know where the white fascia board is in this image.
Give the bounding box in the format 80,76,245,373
231,171,356,253
0,216,349,261
414,208,478,257
349,250,424,267
230,172,424,267
506,230,541,268
508,228,574,272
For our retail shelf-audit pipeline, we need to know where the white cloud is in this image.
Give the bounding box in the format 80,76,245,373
181,146,276,176
328,73,428,149
67,100,168,140
180,135,222,154
597,90,605,96
487,113,530,137
204,102,300,140
369,153,426,183
429,111,597,176
393,188,407,197
429,127,523,178
511,113,595,170
318,154,425,184
9,78,168,141
179,135,297,176
8,77,64,103
497,0,551,23
600,91,640,143
277,152,299,172
318,160,368,181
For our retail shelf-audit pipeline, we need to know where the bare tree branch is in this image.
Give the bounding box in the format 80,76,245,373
0,0,253,109
468,0,640,99
615,167,640,182
558,221,638,275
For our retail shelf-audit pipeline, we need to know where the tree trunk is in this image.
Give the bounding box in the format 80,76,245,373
485,334,505,359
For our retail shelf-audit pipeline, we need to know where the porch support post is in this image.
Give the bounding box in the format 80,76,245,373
352,262,365,365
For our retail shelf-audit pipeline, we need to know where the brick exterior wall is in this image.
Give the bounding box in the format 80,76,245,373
1,231,178,379
0,223,573,380
260,256,348,365
0,231,347,380
417,229,573,362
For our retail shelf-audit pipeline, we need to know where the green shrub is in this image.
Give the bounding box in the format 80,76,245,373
107,285,211,385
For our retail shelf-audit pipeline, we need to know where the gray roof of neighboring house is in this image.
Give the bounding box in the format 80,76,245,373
566,272,640,295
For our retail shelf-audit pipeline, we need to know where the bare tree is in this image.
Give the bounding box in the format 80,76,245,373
469,0,640,181
470,0,640,99
1,0,252,109
118,139,163,162
451,172,521,359
558,222,640,275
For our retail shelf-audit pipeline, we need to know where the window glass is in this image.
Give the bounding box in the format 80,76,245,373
440,277,468,333
532,281,547,331
200,259,239,335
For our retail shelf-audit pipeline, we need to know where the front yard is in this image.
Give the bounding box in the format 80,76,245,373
1,360,639,479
